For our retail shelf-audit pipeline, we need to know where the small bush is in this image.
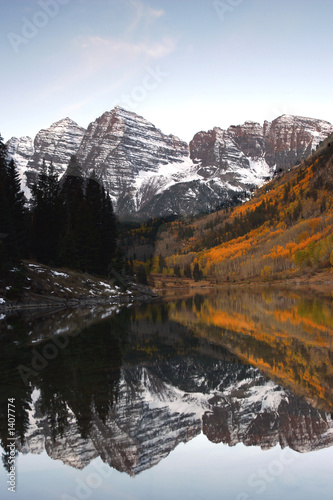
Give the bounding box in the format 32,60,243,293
261,265,272,281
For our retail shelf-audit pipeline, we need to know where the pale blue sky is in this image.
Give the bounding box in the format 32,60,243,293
1,0,333,142
2,439,333,500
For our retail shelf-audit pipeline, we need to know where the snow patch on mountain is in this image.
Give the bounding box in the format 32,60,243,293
6,136,34,196
17,359,333,476
6,109,333,217
247,381,288,412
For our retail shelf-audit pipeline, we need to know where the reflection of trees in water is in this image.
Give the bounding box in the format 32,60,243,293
0,311,129,462
1,291,333,472
170,289,333,411
0,328,33,471
132,301,170,325
38,320,124,439
194,294,205,312
124,291,333,415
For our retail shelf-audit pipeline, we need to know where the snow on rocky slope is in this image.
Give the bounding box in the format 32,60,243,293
7,117,86,193
6,109,333,218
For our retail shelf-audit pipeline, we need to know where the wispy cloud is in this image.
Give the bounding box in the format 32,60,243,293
128,0,165,31
77,35,176,60
36,1,174,102
70,1,174,82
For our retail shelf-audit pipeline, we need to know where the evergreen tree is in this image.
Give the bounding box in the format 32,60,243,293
0,138,10,224
28,154,117,276
137,264,148,285
193,262,203,282
84,172,104,273
0,136,10,274
59,161,117,274
158,254,166,273
46,162,64,263
31,159,48,261
59,156,85,269
31,160,63,264
184,264,192,279
7,159,26,257
101,190,117,274
61,155,84,231
174,264,181,277
0,137,26,273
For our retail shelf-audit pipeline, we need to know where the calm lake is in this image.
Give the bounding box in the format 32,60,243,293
1,287,333,500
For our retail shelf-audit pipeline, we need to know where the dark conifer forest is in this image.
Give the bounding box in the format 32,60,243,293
0,136,117,279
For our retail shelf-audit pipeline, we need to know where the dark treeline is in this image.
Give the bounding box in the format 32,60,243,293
0,136,117,278
0,137,26,274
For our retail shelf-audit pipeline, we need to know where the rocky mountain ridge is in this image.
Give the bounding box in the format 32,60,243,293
6,108,333,218
76,106,189,214
7,117,86,192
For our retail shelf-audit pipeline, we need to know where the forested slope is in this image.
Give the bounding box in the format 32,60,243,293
153,134,333,281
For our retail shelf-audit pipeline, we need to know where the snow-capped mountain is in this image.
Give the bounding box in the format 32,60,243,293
7,117,86,191
190,115,333,184
76,106,189,214
263,114,333,170
6,109,333,218
6,136,34,197
19,359,333,475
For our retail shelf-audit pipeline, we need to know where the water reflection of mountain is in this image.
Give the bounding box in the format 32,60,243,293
169,290,333,411
1,291,333,476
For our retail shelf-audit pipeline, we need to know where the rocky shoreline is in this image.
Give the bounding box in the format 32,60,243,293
0,287,157,312
0,262,157,313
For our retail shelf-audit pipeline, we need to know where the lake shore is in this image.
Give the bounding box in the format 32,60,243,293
1,263,332,312
151,269,333,299
0,262,157,312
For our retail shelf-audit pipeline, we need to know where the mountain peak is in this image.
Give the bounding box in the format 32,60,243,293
273,114,332,126
49,117,84,129
6,109,333,218
113,105,129,113
96,106,151,128
76,106,189,215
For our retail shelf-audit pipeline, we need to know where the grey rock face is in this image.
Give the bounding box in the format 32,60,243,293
30,118,86,186
6,136,34,196
6,110,333,218
263,115,333,171
228,121,266,159
76,106,189,213
10,118,86,191
135,179,242,220
190,115,333,183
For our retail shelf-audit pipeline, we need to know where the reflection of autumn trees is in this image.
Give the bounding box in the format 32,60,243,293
169,290,333,411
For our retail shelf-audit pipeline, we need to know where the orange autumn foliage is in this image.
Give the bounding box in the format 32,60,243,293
155,135,333,281
169,289,333,410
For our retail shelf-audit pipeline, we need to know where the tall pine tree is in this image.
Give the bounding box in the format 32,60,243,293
101,189,117,274
84,172,104,273
82,172,117,274
7,159,26,257
0,136,10,274
59,156,85,269
31,160,63,264
30,155,118,276
0,136,26,274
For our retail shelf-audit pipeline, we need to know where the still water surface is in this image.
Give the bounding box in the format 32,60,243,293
1,288,333,499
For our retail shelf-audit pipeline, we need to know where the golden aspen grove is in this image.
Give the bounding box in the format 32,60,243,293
148,132,333,283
